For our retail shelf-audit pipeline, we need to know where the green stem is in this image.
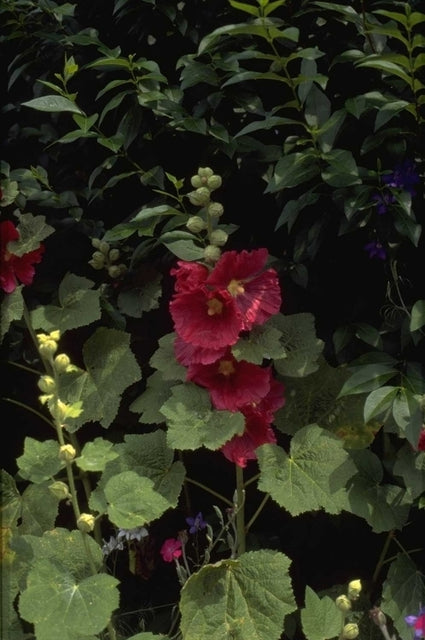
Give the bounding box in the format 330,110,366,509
372,529,395,584
245,493,270,534
184,476,233,507
235,465,246,555
3,397,55,429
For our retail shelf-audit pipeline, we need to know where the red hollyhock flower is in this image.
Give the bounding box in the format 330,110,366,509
206,248,282,330
174,334,227,366
187,352,271,411
170,287,243,349
417,427,425,452
246,375,286,421
170,260,209,293
221,410,277,467
0,220,44,294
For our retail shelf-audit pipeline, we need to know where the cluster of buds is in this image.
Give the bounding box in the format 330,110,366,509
335,579,362,640
37,330,61,359
186,167,228,264
89,238,127,279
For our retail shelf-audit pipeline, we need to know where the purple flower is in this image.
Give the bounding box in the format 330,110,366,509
185,512,207,534
364,241,386,260
383,159,420,196
405,607,425,638
372,191,395,215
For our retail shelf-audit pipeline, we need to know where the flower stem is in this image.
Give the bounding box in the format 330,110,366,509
235,464,246,555
245,493,270,534
184,476,233,507
372,529,395,585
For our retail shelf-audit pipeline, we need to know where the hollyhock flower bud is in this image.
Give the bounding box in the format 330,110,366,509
186,215,207,233
37,375,56,394
207,175,222,191
210,229,228,247
203,244,221,263
77,513,95,533
99,241,110,254
207,202,224,218
342,623,359,639
348,579,362,600
54,353,71,372
48,481,70,500
38,333,59,358
335,595,352,612
108,265,122,278
188,187,211,207
108,248,120,262
198,167,214,179
91,238,102,249
59,444,76,462
190,175,203,188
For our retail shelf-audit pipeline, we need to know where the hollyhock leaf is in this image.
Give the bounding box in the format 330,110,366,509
346,450,410,532
179,550,296,640
31,273,101,333
270,313,324,377
232,323,286,364
1,285,24,342
149,333,187,381
393,444,425,500
9,213,54,256
17,438,64,484
126,634,168,639
19,483,61,536
160,383,244,450
130,372,180,424
381,553,425,640
301,586,341,640
76,437,119,472
117,271,162,317
105,470,171,528
19,560,119,640
257,425,356,515
1,470,21,528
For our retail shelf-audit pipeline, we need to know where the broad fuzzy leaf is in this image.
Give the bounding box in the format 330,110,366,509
270,313,324,377
301,586,341,640
16,438,64,484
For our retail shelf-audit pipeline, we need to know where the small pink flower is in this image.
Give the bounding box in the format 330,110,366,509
160,537,182,563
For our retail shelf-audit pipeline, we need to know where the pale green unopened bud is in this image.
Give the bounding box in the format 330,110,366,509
99,241,110,254
210,229,228,247
91,238,102,249
54,399,72,423
108,265,122,278
188,187,210,207
342,623,359,639
348,579,362,600
48,481,70,500
207,202,224,218
37,375,56,394
59,444,76,462
88,257,104,270
108,248,120,262
92,250,105,263
197,167,214,179
335,595,352,613
77,513,95,533
38,334,58,358
190,175,203,188
117,263,127,276
207,175,222,191
54,353,71,372
186,215,207,233
203,244,221,263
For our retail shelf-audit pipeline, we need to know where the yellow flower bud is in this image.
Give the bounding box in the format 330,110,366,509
59,444,76,462
203,244,221,263
209,229,228,247
342,623,359,639
207,202,224,218
48,481,70,500
348,579,362,600
186,215,207,233
77,513,95,533
37,375,56,394
335,595,352,613
54,353,71,372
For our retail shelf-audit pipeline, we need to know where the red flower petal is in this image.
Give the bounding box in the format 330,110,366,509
187,353,271,411
170,260,209,292
221,411,277,467
0,221,44,293
174,334,227,366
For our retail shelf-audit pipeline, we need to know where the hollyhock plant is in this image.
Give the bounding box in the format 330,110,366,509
160,537,182,563
206,248,282,331
187,352,271,411
221,410,277,467
0,220,45,293
174,334,227,366
405,607,425,638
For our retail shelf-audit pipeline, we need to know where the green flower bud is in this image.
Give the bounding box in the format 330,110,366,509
108,265,122,278
37,375,56,394
190,175,203,188
207,202,224,218
99,241,110,254
88,257,104,270
108,248,120,262
335,595,352,613
186,215,207,233
37,333,59,358
54,353,71,372
210,229,228,247
91,238,102,249
342,623,359,639
348,579,362,600
203,244,221,263
59,444,76,462
48,481,70,501
188,187,211,207
197,167,214,179
77,513,95,533
92,250,106,264
117,263,128,276
207,174,222,191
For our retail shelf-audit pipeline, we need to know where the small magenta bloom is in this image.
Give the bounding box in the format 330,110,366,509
186,512,207,534
364,241,386,260
405,607,425,638
160,537,182,562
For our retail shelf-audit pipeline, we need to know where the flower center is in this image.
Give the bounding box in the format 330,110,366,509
207,297,223,316
227,279,245,297
218,360,235,376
